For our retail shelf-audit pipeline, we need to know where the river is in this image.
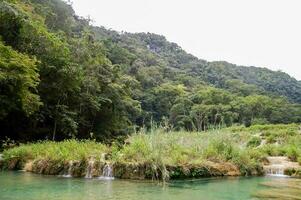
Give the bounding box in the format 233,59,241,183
0,171,300,200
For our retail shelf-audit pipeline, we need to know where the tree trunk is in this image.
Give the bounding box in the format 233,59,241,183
52,120,57,141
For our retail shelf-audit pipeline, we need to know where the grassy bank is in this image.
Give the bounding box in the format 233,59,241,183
1,140,108,175
115,129,261,179
1,124,301,180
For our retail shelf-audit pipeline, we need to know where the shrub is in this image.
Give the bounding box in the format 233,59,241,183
247,136,261,147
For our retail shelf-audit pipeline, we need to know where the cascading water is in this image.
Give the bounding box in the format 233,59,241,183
98,163,114,180
263,157,298,177
85,158,95,179
264,164,286,177
62,161,73,178
100,153,106,162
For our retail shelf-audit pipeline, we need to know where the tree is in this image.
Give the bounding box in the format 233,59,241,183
148,83,186,122
0,41,41,119
170,97,193,130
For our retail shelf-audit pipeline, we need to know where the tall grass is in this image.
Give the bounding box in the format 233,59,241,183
3,140,108,162
2,124,300,179
114,128,260,176
247,124,301,164
114,124,301,176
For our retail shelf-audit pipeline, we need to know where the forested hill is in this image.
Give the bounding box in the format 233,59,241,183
0,0,301,142
93,28,301,103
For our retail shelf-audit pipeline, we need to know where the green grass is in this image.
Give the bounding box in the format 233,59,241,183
2,140,108,163
114,129,260,176
114,124,301,176
2,124,301,179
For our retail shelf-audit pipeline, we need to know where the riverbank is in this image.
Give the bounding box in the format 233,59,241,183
1,124,301,180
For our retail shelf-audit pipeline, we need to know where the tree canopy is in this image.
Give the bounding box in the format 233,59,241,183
0,0,300,142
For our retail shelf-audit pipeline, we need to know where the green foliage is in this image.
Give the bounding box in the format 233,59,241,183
247,136,261,148
116,124,301,177
118,129,248,166
3,124,301,179
0,0,141,141
3,139,108,161
0,0,300,142
0,41,41,118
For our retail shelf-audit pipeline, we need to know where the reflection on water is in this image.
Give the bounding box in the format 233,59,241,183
0,171,300,200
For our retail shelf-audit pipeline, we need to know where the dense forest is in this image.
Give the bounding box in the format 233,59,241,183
1,0,301,143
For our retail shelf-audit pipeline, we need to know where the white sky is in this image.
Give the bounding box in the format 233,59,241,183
71,0,301,80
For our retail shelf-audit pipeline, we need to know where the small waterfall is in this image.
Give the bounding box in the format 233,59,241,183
98,163,114,180
100,153,106,162
85,158,95,179
62,161,73,178
264,164,287,177
263,157,292,177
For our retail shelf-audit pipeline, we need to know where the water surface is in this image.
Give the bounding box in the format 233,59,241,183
0,171,298,200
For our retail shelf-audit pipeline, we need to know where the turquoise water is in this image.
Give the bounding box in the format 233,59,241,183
0,171,289,200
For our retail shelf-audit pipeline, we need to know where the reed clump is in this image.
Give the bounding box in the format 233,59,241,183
1,124,301,180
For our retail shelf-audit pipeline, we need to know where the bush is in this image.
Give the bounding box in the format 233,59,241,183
247,136,261,147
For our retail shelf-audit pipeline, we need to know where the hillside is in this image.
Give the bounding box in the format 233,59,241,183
0,0,301,142
93,28,301,103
